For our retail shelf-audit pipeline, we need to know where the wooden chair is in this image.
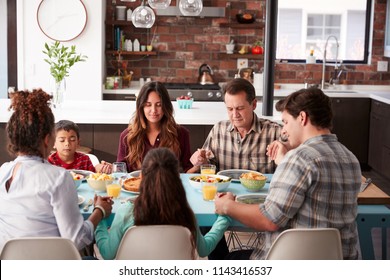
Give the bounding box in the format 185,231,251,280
0,237,82,260
265,228,343,260
115,225,194,260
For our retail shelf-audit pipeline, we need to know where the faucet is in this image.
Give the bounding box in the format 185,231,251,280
321,35,340,90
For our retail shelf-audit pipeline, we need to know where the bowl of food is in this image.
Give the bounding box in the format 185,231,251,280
86,173,114,192
239,171,267,192
189,174,231,192
69,170,92,189
236,13,256,24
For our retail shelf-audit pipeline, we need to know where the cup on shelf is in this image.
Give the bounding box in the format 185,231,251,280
146,45,153,51
141,45,146,52
226,44,235,54
116,6,126,21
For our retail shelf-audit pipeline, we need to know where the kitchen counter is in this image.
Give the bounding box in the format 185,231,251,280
1,86,390,125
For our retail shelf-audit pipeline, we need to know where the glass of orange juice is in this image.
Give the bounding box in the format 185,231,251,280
106,179,122,200
201,164,216,175
202,179,217,201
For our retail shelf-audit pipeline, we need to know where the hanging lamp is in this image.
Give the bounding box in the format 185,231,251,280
148,0,171,9
132,1,156,28
179,0,203,16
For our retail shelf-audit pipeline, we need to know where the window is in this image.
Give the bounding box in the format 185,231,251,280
276,0,371,64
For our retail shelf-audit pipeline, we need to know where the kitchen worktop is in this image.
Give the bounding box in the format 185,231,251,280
1,86,390,125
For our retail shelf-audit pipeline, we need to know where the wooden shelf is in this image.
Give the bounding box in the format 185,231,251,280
219,53,263,59
220,22,264,29
106,50,157,56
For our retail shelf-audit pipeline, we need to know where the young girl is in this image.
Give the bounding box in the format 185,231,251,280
116,81,195,172
95,147,231,259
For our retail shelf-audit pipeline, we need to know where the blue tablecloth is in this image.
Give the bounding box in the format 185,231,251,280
77,173,272,227
77,173,390,259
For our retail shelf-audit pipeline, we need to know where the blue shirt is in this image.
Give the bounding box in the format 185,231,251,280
95,202,231,259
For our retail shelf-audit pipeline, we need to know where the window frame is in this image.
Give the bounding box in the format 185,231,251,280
276,0,372,65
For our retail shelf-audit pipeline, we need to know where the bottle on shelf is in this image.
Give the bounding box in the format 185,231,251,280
133,39,140,52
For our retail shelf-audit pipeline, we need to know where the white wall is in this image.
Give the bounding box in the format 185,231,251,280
0,0,7,98
17,0,105,101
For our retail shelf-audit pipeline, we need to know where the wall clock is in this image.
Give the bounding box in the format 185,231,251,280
37,0,87,42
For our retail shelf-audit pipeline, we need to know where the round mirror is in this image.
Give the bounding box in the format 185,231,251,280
179,0,203,16
148,0,171,9
132,5,156,28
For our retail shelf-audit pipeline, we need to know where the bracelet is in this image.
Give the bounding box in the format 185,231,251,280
93,205,106,218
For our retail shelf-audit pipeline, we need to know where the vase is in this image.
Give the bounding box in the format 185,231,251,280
51,79,66,108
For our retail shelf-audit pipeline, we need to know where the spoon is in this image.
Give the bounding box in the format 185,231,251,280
83,199,93,212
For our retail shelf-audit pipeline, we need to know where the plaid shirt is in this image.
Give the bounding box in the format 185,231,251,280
48,152,96,172
202,113,282,173
252,134,361,260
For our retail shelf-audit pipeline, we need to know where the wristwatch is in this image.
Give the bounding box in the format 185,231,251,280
37,0,88,42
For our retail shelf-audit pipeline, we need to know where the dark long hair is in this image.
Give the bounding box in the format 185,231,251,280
126,82,180,169
7,89,54,158
133,147,197,258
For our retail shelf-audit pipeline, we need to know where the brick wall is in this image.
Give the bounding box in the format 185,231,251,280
105,0,390,86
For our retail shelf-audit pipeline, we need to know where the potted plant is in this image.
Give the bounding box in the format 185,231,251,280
251,40,264,55
43,41,87,107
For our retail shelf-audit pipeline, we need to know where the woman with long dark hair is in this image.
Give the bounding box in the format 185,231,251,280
117,81,195,172
96,147,230,259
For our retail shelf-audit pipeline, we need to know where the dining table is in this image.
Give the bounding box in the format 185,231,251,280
77,173,390,260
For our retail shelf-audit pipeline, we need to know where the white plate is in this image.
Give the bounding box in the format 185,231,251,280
236,194,267,204
78,195,85,205
218,169,271,183
217,169,256,182
121,185,140,194
129,170,141,178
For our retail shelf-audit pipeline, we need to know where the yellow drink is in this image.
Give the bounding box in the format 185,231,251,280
201,168,216,175
200,164,216,175
202,185,217,201
106,183,121,198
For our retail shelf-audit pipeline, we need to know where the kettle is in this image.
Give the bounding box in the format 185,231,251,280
198,64,215,85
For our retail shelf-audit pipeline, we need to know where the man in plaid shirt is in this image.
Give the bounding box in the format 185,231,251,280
190,78,283,174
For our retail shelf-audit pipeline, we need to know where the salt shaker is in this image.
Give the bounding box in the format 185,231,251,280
127,8,132,21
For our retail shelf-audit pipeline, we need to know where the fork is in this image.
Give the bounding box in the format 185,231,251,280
83,199,93,212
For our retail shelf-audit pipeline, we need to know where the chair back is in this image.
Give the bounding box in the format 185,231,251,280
265,228,343,260
86,153,99,166
116,225,194,260
0,237,82,260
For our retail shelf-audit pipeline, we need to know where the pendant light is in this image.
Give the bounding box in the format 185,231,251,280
148,0,171,9
132,1,156,28
179,0,203,16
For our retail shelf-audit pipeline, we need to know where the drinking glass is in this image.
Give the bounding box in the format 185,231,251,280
202,179,217,201
112,162,127,181
106,179,122,200
200,164,216,175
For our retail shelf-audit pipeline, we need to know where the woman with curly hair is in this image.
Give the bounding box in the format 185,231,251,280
117,81,195,172
96,147,230,259
0,89,112,253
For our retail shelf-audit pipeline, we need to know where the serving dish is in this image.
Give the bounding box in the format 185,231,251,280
189,174,231,192
236,194,266,204
217,169,271,183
